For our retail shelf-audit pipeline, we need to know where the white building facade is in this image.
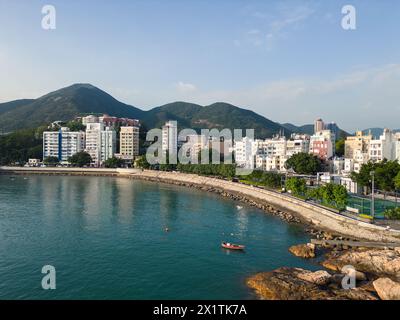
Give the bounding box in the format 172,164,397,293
43,127,85,163
85,123,116,166
162,121,178,157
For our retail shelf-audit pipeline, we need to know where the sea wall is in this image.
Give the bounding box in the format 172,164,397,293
2,166,400,242
129,170,400,243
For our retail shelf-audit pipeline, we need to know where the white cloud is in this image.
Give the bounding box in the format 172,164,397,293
165,64,400,131
175,81,197,94
241,4,316,50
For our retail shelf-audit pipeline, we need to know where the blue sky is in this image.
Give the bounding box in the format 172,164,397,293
0,0,399,131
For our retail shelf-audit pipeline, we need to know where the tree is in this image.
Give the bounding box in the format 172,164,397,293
104,157,125,168
374,160,400,191
0,126,47,165
68,152,92,167
285,153,322,175
66,121,86,132
43,156,59,166
332,184,348,209
352,160,400,192
335,138,345,157
159,153,177,172
395,171,400,190
350,161,376,191
286,177,307,196
135,155,151,169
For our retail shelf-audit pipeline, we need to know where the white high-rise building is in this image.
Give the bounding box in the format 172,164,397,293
101,127,116,162
234,133,310,172
85,123,116,166
43,127,85,163
162,121,178,157
286,134,310,157
369,129,396,162
234,137,257,169
395,133,400,162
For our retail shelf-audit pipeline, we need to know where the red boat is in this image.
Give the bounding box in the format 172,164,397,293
221,242,245,250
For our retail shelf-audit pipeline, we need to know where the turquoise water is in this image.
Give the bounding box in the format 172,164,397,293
0,175,318,300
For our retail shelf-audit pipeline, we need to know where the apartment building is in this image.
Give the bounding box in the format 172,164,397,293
43,127,85,163
369,129,396,162
309,130,334,160
235,134,310,172
234,137,256,169
85,123,116,166
162,121,178,157
119,126,140,159
344,131,372,160
314,118,324,133
286,134,310,157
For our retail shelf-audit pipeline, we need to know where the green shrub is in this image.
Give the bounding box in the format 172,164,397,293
384,207,400,220
286,177,307,196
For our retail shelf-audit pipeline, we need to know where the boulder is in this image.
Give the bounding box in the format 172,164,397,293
247,267,377,300
289,243,316,259
322,248,400,279
373,278,400,300
297,270,332,285
247,267,331,300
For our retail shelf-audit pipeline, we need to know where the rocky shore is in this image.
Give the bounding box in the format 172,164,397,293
247,240,400,300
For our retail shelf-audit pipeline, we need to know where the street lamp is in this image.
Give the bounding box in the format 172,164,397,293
370,171,375,219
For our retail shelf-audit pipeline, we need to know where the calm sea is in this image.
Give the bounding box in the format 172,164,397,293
0,175,318,299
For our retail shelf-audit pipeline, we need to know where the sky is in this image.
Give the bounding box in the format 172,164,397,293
0,0,399,132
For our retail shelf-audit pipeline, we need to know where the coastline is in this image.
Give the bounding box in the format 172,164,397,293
2,166,400,242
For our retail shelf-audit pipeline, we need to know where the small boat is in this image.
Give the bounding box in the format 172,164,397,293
221,242,245,250
236,205,243,210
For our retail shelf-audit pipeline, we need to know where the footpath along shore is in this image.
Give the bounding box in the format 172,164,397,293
1,166,400,242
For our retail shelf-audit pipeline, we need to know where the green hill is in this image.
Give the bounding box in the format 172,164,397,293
0,84,144,132
143,101,287,138
0,84,290,139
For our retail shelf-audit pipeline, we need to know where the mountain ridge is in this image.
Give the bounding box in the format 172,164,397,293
0,83,290,139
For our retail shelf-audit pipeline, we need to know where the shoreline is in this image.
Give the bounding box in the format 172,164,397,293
2,166,400,242
2,166,400,300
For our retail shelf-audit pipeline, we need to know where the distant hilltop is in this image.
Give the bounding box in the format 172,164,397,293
0,83,350,139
